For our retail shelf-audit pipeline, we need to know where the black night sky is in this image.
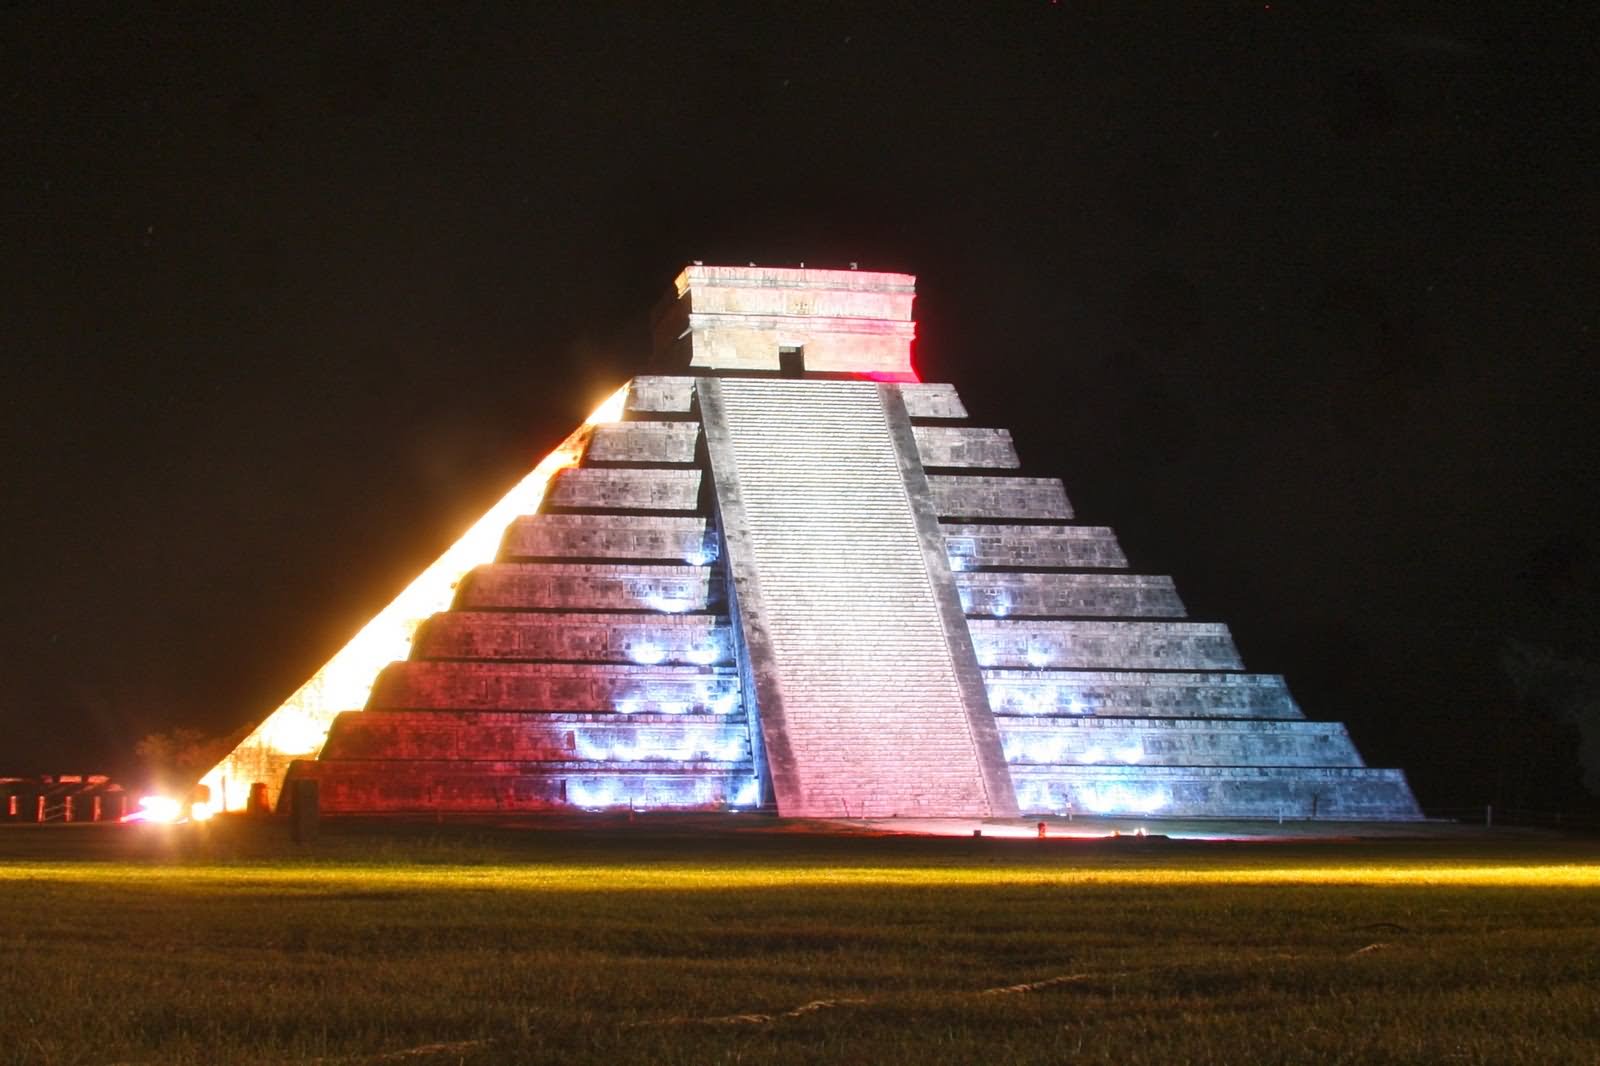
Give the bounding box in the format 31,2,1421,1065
4,3,1596,810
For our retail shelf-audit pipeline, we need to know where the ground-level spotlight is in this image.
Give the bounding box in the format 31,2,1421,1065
123,795,182,823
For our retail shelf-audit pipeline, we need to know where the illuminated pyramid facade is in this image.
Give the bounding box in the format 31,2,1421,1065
203,265,1421,820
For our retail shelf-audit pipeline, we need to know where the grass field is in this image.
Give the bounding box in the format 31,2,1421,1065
2,817,1598,1065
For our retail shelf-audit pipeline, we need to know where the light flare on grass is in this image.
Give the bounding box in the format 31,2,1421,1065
8,862,1599,892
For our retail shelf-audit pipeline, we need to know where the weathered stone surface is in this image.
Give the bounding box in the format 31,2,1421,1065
1009,765,1421,820
896,382,968,420
369,661,741,715
943,524,1128,570
545,467,701,511
956,572,1186,618
501,514,715,562
625,375,695,414
983,669,1302,718
928,475,1074,520
968,619,1244,670
585,421,701,464
427,604,720,659
998,716,1363,767
292,758,756,813
322,710,750,764
453,564,715,613
407,611,732,666
912,426,1019,469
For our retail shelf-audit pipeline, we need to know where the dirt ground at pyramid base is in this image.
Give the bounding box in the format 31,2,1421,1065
3,816,1598,1066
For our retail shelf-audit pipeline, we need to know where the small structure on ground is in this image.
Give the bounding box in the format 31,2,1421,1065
2,774,128,823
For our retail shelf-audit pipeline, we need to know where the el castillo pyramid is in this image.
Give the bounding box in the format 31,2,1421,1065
200,264,1421,820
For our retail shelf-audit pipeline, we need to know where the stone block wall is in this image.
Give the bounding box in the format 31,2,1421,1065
322,710,748,765
969,619,1244,670
501,514,715,563
1009,765,1421,820
452,564,715,613
982,670,1302,718
927,475,1074,520
545,468,701,511
684,325,915,378
294,759,757,813
369,661,740,715
407,612,731,666
625,375,695,414
896,383,968,419
998,716,1363,768
955,572,1186,618
912,426,1020,469
586,422,701,464
943,524,1129,569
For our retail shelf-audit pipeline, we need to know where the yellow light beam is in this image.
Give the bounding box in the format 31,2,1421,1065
198,384,630,811
8,862,1600,891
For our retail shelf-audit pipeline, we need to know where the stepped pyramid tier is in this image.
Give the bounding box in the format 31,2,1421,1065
200,264,1422,820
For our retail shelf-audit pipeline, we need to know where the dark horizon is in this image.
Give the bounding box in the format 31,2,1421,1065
4,3,1596,810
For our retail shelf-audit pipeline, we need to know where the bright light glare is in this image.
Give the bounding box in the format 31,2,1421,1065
198,384,631,812
1003,735,1069,764
575,730,745,763
123,795,182,823
630,641,666,665
1077,785,1168,814
565,776,742,810
189,801,214,822
644,595,694,613
259,707,328,757
568,780,626,809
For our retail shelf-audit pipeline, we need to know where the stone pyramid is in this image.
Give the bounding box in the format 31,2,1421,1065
201,265,1421,820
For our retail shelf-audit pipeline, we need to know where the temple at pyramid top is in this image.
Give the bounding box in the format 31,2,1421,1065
651,264,919,380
